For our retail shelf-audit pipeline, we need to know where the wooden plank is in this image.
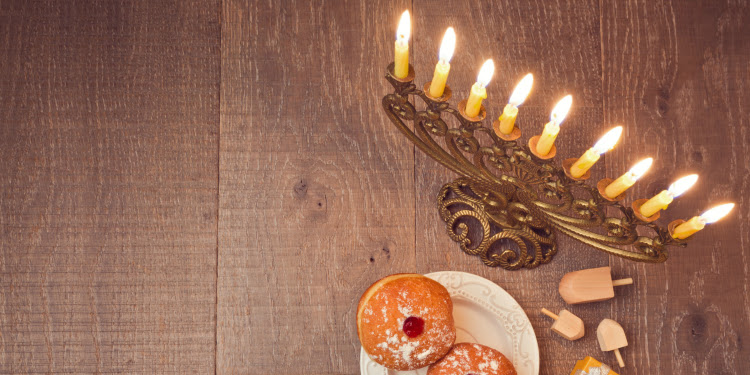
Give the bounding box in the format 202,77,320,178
602,0,750,373
414,1,608,374
0,1,220,373
410,1,608,373
218,0,413,373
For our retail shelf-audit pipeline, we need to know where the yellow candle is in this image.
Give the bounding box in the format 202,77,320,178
466,83,487,117
535,95,572,156
569,126,623,178
498,104,518,134
465,59,495,117
639,174,698,217
672,216,705,239
498,73,533,134
536,121,559,156
394,11,410,79
640,190,673,217
428,27,455,98
605,172,636,198
570,149,601,178
672,203,735,239
604,158,653,198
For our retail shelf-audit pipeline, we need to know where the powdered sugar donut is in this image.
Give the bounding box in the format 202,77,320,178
357,273,456,371
427,342,517,375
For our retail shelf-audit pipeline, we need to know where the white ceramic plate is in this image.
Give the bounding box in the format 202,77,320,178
360,271,539,375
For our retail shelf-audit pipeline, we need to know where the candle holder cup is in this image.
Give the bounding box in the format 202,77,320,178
597,178,627,202
563,158,592,181
493,120,522,141
528,135,557,160
631,199,660,223
382,63,691,270
667,219,692,242
423,81,452,103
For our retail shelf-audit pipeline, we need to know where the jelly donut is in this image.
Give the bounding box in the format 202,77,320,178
357,274,456,370
427,342,517,375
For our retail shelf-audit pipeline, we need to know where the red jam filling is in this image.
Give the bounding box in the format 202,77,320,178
402,316,424,338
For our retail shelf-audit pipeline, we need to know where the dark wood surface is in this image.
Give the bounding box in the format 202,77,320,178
0,1,220,373
1,0,748,374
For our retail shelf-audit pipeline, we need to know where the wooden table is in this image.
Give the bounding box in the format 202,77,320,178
1,1,748,373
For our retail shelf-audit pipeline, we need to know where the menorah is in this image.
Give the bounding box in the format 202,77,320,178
382,63,690,270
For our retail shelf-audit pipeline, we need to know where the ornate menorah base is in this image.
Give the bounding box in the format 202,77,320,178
437,178,557,270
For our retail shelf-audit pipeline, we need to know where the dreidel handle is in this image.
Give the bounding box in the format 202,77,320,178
540,308,559,320
612,278,633,287
614,348,625,368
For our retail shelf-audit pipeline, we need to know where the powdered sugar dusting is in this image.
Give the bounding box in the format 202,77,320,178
428,343,516,375
416,347,434,360
398,340,419,361
397,304,413,317
359,276,456,370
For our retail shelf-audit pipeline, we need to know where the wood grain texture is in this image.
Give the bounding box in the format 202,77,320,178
218,1,414,373
0,1,220,373
1,0,748,374
602,0,750,373
411,1,610,374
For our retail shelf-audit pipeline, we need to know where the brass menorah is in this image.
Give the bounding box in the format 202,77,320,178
382,63,689,270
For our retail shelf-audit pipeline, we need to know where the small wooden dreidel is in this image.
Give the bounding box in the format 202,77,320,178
597,319,628,368
541,308,585,340
559,266,633,304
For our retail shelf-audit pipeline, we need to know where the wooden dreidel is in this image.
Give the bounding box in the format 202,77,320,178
559,266,633,304
541,308,584,340
597,319,628,368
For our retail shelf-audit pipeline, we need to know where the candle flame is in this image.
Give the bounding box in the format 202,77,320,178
476,59,495,87
508,73,534,107
700,203,735,224
592,126,623,154
667,174,698,198
628,157,653,180
550,95,573,125
396,10,411,42
438,27,456,63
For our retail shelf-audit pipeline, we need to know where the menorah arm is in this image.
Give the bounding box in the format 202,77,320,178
382,93,493,184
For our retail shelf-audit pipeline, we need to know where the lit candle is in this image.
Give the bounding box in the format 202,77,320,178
497,73,534,134
428,27,456,98
604,157,653,198
394,11,411,79
639,174,698,217
569,126,623,178
672,203,735,239
464,59,495,117
536,95,573,156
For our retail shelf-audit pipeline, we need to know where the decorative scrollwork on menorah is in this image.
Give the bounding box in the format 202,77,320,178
382,63,687,270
